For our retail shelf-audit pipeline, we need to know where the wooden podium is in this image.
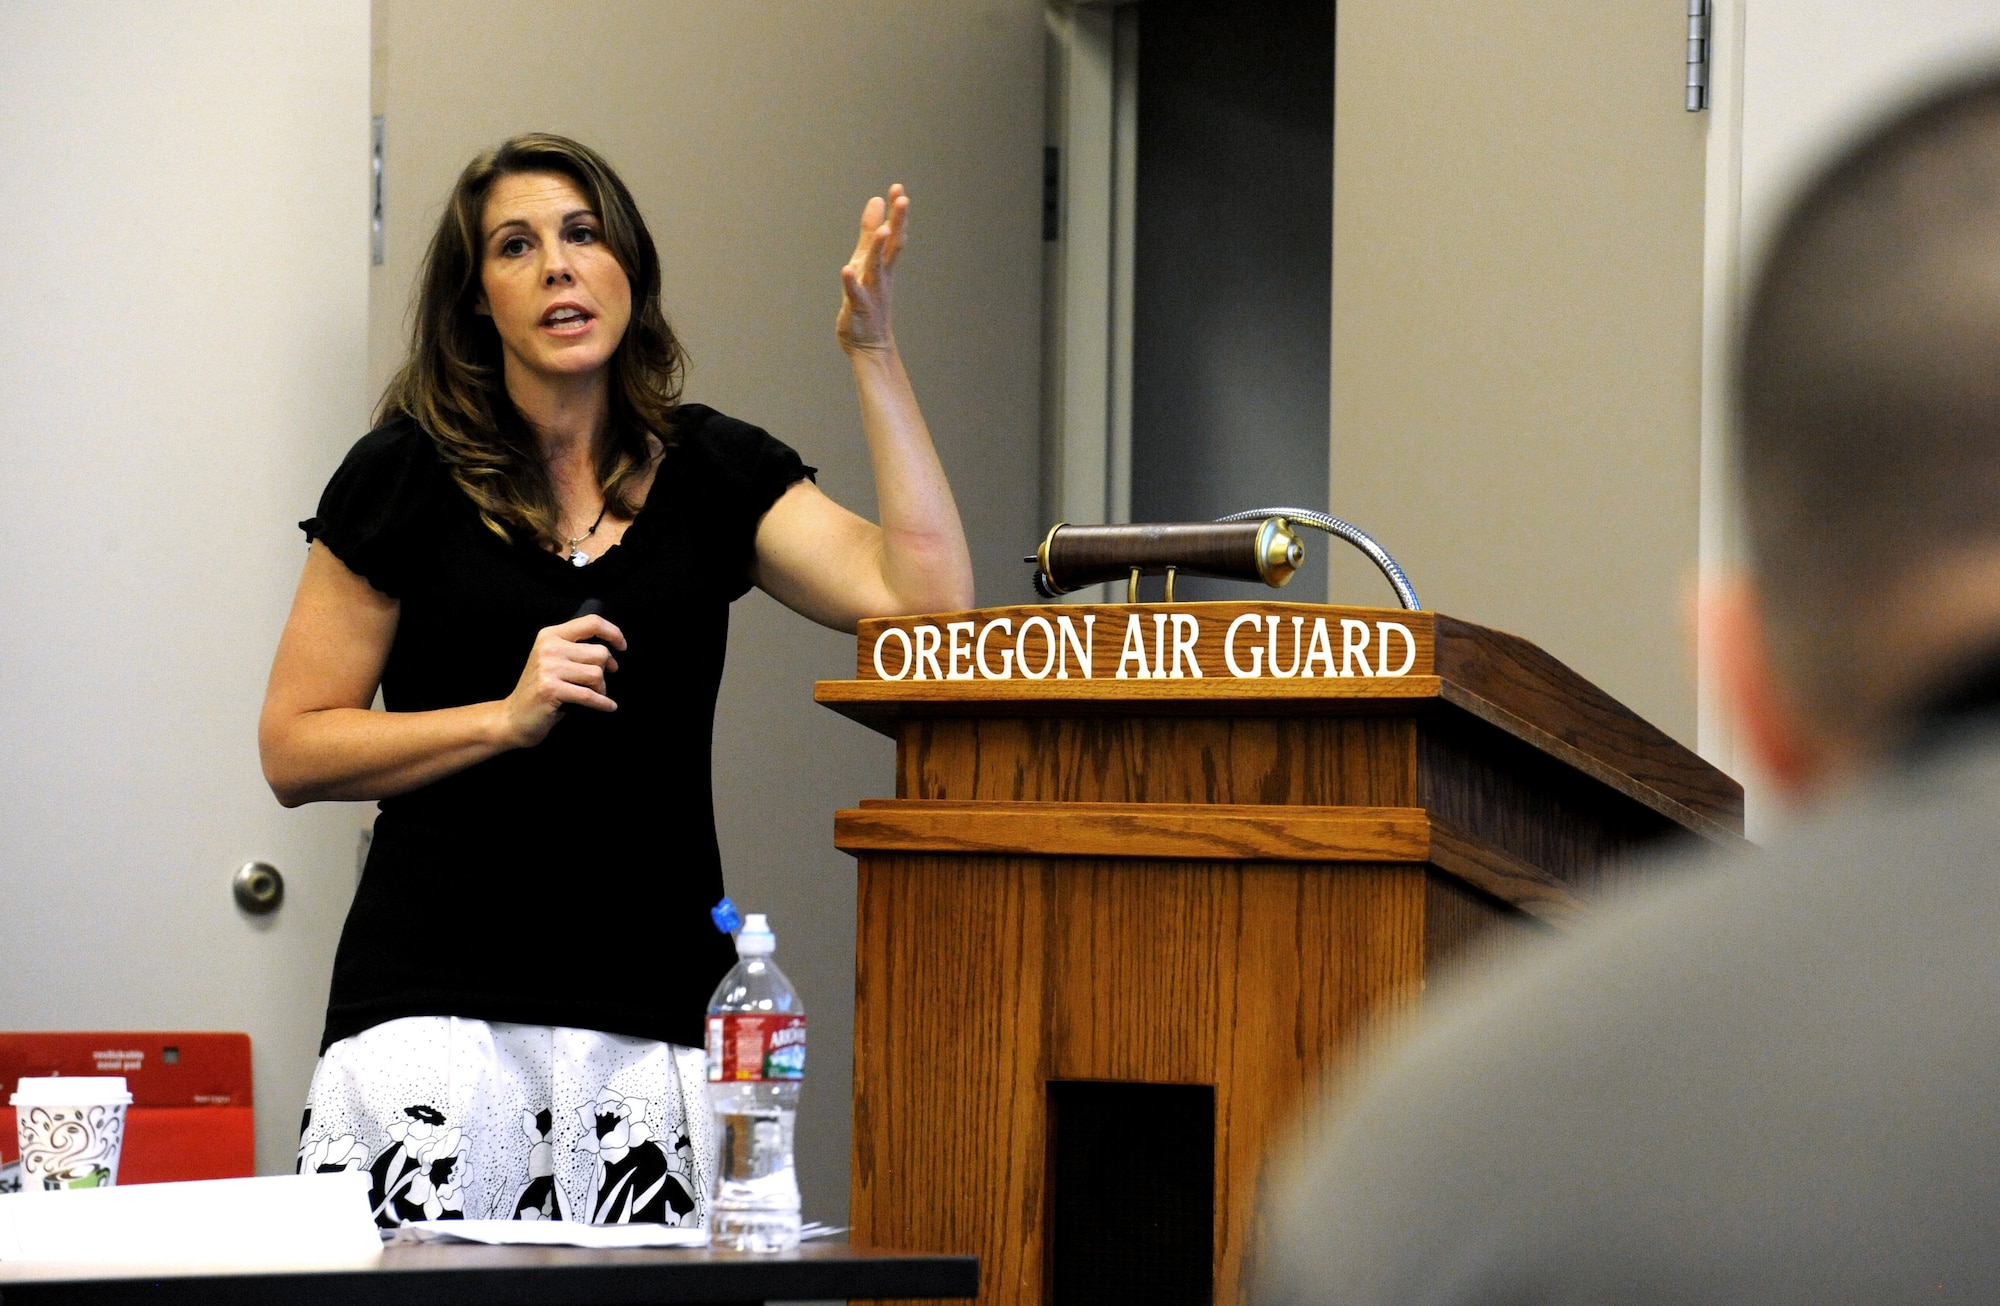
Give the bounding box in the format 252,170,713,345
816,602,1740,1306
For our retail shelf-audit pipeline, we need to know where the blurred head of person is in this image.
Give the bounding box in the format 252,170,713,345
1717,72,2000,797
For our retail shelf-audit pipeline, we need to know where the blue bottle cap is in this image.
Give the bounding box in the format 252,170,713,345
710,896,742,935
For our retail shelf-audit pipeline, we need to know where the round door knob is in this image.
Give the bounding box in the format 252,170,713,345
233,861,284,915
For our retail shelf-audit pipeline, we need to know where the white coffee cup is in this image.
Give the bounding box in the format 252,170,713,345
12,1077,133,1193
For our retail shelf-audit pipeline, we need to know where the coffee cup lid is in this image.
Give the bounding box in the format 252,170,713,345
10,1076,133,1106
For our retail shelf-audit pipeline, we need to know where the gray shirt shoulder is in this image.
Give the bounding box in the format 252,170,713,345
1261,739,2000,1306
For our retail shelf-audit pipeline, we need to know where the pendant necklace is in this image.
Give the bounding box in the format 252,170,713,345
564,499,610,567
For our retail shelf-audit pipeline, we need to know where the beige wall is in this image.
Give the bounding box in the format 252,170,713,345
1331,2,1710,744
0,1,372,1175
371,0,1047,1225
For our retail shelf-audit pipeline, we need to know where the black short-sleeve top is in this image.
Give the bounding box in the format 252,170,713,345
300,405,813,1053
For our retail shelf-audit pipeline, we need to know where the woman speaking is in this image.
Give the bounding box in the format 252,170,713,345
259,134,970,1226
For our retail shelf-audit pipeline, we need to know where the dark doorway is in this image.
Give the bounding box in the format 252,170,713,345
1130,0,1335,601
1048,1079,1216,1306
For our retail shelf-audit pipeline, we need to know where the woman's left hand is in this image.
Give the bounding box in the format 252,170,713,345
836,184,908,355
753,181,969,632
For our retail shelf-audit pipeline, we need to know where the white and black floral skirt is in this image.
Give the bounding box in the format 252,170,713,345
296,1016,713,1229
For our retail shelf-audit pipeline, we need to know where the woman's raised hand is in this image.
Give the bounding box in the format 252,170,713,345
497,613,626,748
751,180,970,631
836,184,908,355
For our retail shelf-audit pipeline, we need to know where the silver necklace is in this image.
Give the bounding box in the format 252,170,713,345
564,499,610,567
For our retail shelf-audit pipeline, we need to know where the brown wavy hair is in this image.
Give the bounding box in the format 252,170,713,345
376,133,686,547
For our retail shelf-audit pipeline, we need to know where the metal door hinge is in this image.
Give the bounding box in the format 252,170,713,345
371,114,386,265
1686,0,1710,112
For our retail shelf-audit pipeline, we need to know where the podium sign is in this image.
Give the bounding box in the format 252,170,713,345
858,601,1427,684
818,603,1738,1306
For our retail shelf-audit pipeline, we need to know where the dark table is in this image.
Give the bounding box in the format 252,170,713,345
0,1240,979,1304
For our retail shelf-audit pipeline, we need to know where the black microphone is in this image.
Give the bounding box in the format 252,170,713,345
565,598,611,713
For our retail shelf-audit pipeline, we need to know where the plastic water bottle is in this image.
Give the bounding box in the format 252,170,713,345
704,904,805,1252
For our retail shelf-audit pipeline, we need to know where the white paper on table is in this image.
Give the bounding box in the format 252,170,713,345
799,1221,850,1241
393,1219,709,1249
0,1171,380,1270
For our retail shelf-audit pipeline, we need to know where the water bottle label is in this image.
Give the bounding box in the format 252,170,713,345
706,1013,806,1081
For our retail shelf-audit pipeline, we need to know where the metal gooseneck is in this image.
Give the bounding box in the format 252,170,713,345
1212,507,1421,611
